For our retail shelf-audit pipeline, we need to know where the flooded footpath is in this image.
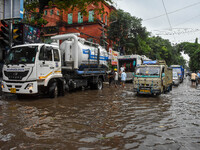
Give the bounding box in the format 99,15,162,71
0,78,200,150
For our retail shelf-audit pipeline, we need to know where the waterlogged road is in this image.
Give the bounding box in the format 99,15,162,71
0,78,200,149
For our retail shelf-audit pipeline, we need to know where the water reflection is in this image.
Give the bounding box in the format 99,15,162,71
0,81,200,149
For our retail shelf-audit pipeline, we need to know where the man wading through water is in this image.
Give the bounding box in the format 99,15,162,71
114,68,118,88
121,70,127,88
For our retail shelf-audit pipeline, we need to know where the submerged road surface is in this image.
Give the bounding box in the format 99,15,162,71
0,78,200,149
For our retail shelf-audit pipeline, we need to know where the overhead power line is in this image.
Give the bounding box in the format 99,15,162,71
161,0,176,41
174,13,200,27
152,28,200,35
144,1,200,21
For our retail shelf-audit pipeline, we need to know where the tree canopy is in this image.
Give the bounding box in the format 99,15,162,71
24,0,112,27
107,9,186,67
176,42,200,71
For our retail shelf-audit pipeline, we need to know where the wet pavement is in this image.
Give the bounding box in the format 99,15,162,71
0,77,200,150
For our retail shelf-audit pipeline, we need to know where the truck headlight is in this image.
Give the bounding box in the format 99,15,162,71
1,83,4,89
25,83,33,90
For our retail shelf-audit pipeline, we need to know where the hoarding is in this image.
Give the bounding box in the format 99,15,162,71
111,50,119,65
24,24,41,43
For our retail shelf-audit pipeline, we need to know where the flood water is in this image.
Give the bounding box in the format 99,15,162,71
0,77,200,150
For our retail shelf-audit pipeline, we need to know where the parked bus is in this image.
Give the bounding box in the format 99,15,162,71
117,55,150,82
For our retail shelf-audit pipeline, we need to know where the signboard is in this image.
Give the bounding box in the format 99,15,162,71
4,0,24,19
111,50,119,65
24,24,41,43
143,60,157,65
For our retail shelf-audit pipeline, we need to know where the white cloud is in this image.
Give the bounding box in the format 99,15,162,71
115,0,200,44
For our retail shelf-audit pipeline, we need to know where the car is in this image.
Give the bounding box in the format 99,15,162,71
173,72,180,86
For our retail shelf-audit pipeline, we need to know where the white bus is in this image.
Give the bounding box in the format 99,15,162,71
117,55,150,82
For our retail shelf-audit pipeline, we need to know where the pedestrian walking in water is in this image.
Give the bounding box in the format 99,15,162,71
191,72,198,86
108,69,114,86
121,70,127,88
197,70,200,86
114,68,118,88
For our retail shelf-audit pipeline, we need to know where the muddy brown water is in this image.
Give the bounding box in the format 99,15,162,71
0,78,200,150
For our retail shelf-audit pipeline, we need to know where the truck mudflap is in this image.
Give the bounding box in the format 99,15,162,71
134,87,161,95
1,80,38,94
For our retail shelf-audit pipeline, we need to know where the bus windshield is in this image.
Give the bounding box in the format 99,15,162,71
118,58,136,72
135,67,160,77
5,46,38,65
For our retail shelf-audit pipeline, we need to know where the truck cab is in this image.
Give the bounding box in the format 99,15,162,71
133,60,172,95
1,43,62,95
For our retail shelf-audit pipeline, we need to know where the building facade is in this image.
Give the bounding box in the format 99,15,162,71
42,2,115,49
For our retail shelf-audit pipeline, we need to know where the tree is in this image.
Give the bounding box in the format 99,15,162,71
24,0,112,27
107,9,149,54
51,0,112,15
177,42,200,71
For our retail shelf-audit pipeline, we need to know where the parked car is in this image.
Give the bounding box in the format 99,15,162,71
173,72,180,86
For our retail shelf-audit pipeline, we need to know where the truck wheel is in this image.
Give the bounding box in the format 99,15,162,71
170,85,172,91
49,82,58,98
59,82,65,96
95,78,103,90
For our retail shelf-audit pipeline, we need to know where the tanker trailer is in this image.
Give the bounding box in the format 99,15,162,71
51,33,109,92
1,33,108,98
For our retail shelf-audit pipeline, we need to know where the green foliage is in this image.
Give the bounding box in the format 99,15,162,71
107,9,186,67
24,0,112,27
177,42,200,71
107,9,149,55
51,0,112,15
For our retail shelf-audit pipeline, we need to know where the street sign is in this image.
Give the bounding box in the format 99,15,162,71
4,0,24,19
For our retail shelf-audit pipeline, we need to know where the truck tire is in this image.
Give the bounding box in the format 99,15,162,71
94,78,103,90
49,82,58,98
59,81,65,96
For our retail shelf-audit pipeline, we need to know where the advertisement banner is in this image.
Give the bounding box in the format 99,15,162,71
23,24,41,43
111,50,119,66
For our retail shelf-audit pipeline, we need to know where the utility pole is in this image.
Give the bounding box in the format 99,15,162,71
9,0,13,48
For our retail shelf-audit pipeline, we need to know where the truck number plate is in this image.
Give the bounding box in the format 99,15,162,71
140,89,150,93
10,88,16,93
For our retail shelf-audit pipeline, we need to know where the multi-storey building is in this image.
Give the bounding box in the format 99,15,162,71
42,2,115,49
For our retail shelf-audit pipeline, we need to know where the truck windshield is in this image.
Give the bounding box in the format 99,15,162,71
173,68,181,74
135,67,160,77
5,46,38,65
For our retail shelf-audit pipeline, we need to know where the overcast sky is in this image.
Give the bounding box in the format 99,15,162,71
114,0,200,45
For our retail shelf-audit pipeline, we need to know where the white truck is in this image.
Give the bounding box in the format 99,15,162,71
1,33,108,98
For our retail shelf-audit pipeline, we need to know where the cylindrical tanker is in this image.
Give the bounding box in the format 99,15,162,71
57,34,109,70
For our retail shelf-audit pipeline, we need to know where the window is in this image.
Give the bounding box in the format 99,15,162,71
39,46,45,60
105,15,107,25
44,10,47,15
88,10,94,22
50,9,54,15
53,49,60,61
68,13,73,24
101,14,103,22
39,46,52,61
46,50,52,61
5,46,37,64
78,12,83,23
57,10,59,16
